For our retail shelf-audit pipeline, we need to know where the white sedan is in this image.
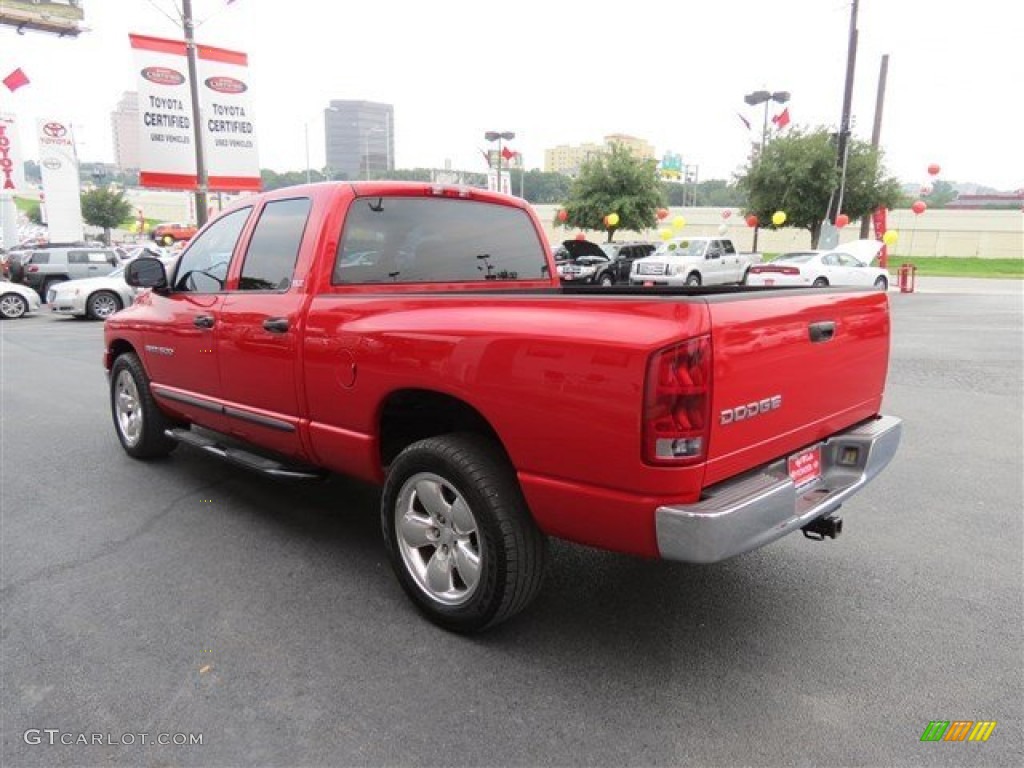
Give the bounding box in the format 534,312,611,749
47,256,177,320
0,279,42,319
745,239,889,289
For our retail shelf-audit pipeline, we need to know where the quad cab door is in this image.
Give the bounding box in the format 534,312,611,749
142,206,252,431
217,196,315,458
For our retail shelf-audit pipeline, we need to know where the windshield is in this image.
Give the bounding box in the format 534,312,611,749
654,240,705,258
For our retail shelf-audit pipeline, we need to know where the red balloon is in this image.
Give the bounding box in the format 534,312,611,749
745,214,758,228
575,232,586,241
836,213,850,228
656,208,669,220
721,210,732,219
557,209,568,222
912,200,927,215
927,163,941,176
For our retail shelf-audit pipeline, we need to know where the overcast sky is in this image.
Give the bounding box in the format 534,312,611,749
1,0,1022,190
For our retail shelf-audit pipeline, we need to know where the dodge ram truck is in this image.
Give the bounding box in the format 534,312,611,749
106,181,901,632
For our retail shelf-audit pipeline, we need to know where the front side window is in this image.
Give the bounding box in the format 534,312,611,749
334,197,547,284
237,198,311,291
173,207,251,293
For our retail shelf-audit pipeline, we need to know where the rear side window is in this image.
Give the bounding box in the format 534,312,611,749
29,252,50,265
334,197,547,284
237,198,311,291
722,241,736,255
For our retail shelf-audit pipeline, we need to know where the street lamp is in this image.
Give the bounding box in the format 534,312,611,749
743,89,789,251
484,130,515,194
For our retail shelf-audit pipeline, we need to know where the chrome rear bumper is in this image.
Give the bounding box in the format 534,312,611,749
655,415,902,563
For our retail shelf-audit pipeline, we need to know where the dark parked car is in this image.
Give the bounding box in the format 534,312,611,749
555,240,656,286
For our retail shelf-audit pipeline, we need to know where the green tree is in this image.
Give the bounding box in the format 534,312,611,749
557,143,664,241
921,179,957,208
24,200,43,225
738,128,902,247
80,186,133,245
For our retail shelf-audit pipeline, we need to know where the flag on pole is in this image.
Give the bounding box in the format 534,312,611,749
737,112,751,131
3,68,30,92
771,107,791,130
501,146,516,161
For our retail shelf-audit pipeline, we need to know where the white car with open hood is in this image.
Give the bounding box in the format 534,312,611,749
745,239,889,289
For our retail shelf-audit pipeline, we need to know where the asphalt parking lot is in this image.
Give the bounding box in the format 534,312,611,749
2,284,1022,767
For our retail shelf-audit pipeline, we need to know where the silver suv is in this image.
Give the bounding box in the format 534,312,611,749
17,247,119,299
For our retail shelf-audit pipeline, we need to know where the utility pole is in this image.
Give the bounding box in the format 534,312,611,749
860,53,889,238
828,0,859,225
182,0,209,226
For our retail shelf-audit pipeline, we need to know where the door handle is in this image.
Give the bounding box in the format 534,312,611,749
193,314,215,329
809,321,836,343
263,317,290,333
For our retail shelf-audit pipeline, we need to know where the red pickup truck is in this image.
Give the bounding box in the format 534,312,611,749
106,182,901,632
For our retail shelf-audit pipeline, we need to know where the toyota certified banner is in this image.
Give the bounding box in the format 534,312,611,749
129,33,260,192
0,113,27,192
36,118,84,242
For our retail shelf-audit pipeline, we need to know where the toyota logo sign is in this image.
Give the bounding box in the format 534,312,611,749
43,122,68,138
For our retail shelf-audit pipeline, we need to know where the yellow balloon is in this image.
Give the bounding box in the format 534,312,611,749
660,229,674,241
606,212,620,227
882,230,899,246
672,215,686,230
771,211,787,226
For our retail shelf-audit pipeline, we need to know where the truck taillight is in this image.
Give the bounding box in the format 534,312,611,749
644,336,711,465
27,265,39,273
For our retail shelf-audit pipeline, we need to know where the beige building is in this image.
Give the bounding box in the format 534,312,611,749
545,133,656,176
111,91,140,171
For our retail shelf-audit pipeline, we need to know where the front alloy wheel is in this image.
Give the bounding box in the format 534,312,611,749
0,293,28,319
109,352,178,459
88,291,122,320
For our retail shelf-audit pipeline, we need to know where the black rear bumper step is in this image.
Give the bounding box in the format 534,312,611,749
164,428,327,481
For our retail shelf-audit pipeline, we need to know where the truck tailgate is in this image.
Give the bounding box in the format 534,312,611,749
703,290,890,487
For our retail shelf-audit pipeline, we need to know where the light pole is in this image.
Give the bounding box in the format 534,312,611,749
743,89,789,251
484,131,515,194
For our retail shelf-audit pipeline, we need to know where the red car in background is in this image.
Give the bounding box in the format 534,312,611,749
150,222,197,246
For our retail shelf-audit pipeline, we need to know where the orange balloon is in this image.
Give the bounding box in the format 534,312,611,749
836,214,850,228
912,200,927,215
557,209,568,222
746,214,758,228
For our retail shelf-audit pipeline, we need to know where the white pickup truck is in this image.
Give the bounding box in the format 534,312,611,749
629,237,762,287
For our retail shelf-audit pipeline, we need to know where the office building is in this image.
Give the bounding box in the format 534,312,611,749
111,91,140,171
544,134,655,176
324,100,394,180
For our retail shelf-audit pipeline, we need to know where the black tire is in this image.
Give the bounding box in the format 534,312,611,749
381,433,547,633
812,277,829,287
874,276,888,290
0,292,29,319
598,273,614,287
684,272,702,287
86,290,123,320
110,352,178,459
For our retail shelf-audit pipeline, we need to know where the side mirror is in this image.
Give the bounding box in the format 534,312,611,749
125,256,168,290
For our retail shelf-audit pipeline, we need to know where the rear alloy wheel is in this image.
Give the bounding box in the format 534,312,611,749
599,274,614,287
87,290,123,320
0,292,28,319
382,433,547,633
110,352,178,459
874,276,889,290
812,277,829,287
684,272,702,287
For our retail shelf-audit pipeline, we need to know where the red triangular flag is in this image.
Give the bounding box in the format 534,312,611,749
501,146,516,161
772,107,791,130
3,68,30,92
